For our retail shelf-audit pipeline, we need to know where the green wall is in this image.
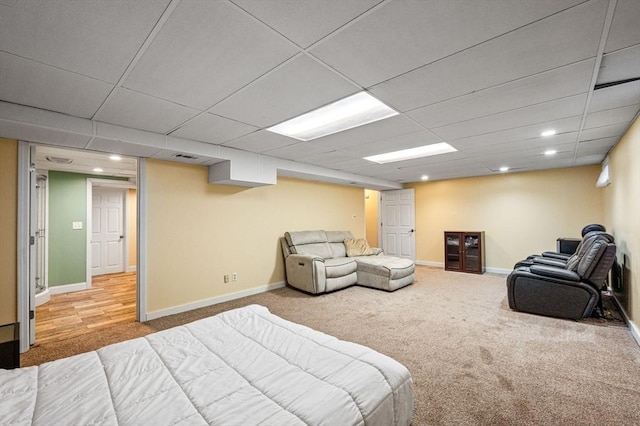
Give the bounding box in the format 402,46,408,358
48,171,89,286
48,172,127,286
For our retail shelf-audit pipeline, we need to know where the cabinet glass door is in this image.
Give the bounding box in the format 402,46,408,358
446,233,461,269
464,234,480,271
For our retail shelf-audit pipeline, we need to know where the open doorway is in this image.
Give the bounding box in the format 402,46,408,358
30,145,138,346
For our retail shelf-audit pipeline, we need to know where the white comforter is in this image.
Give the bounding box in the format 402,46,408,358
1,305,414,425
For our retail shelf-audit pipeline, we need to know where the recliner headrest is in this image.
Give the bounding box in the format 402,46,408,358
581,224,606,237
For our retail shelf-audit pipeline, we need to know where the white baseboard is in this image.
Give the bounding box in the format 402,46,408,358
146,281,287,321
611,293,640,348
415,260,443,268
49,282,89,295
126,265,137,273
485,267,512,275
414,260,511,275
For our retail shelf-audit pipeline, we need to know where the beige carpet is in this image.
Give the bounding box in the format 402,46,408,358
21,266,640,425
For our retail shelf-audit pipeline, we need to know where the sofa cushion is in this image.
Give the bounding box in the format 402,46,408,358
326,231,354,258
354,255,415,279
285,230,327,247
285,231,333,259
345,238,373,257
324,257,358,278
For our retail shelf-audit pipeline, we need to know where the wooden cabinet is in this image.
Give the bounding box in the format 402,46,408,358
444,231,485,274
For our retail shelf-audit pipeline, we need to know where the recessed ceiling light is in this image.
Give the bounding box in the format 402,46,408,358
541,129,557,137
364,142,457,164
266,92,398,141
93,168,103,173
421,175,429,181
544,149,557,156
109,155,122,161
499,166,509,172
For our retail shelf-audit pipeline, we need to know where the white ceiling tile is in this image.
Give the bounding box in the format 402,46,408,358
210,54,359,127
0,52,113,118
309,114,424,150
456,133,579,156
575,153,606,164
370,0,607,111
326,157,376,170
94,88,200,134
449,117,582,151
170,113,258,145
231,0,380,48
85,137,163,158
0,0,170,83
604,0,640,53
579,122,629,141
342,130,443,157
264,141,333,160
596,44,640,85
584,104,639,129
576,137,619,156
124,0,298,110
589,80,640,112
432,94,587,141
311,0,584,87
297,151,357,167
390,150,469,169
222,130,296,152
407,59,594,129
0,119,92,148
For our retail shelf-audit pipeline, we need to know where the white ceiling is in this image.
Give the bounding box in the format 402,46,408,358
1,0,639,184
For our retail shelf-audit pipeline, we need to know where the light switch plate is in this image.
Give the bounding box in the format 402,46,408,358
72,221,83,230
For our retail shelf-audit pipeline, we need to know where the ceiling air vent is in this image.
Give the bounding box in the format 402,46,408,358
173,153,199,160
46,156,73,164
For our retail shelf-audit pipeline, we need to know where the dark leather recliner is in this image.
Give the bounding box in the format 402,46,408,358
513,224,606,269
507,232,616,319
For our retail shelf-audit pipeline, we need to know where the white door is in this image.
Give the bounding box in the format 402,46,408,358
381,189,416,260
28,148,37,345
91,188,125,275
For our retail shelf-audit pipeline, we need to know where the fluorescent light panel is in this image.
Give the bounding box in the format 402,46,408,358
364,142,457,164
266,92,398,141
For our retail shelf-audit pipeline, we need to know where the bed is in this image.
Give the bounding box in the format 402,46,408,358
0,304,414,425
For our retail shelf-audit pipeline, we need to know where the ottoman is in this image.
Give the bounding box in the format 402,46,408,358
354,255,415,291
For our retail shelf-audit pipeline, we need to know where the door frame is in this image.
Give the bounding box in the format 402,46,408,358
86,179,135,285
17,141,146,353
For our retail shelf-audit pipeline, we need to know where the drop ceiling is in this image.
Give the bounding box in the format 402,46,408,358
1,0,639,186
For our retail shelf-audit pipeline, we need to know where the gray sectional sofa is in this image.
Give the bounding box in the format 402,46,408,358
281,230,415,294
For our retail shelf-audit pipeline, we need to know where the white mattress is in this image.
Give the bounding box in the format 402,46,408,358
0,305,414,425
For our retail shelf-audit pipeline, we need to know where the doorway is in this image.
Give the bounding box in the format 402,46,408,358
21,144,138,349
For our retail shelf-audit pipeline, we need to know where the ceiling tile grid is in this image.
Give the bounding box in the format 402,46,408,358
1,0,639,184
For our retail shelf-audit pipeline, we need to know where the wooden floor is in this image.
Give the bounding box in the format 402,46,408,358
35,272,136,345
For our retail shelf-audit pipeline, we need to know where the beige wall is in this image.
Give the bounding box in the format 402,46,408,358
604,116,640,325
364,189,379,247
0,138,18,325
146,159,364,314
406,165,604,270
127,188,137,268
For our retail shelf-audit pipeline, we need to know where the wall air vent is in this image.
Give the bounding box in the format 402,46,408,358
173,153,199,160
45,156,73,164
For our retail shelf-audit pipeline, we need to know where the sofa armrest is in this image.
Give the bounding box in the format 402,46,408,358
541,251,572,260
531,257,567,268
371,247,383,255
530,264,580,281
284,254,326,294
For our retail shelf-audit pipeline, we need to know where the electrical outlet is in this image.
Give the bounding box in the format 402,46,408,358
232,272,238,281
224,275,230,283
